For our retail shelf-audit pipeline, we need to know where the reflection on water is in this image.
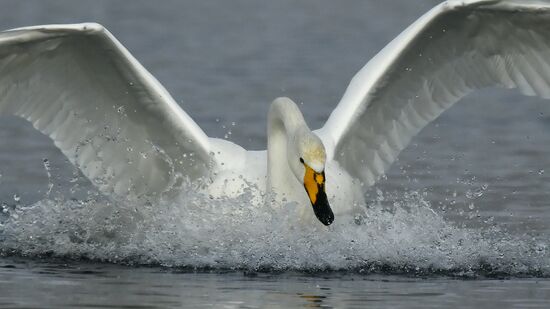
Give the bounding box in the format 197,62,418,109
298,294,329,308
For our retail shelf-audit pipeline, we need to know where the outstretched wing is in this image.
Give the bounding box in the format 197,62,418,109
0,23,213,198
316,0,550,186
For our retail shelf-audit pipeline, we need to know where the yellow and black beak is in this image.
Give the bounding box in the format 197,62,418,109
303,164,334,226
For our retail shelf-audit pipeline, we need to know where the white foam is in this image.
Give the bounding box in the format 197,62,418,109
0,185,549,276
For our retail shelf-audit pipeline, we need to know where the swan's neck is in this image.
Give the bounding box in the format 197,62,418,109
267,97,307,201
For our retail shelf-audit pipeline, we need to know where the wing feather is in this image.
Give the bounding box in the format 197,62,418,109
0,23,214,198
317,0,550,186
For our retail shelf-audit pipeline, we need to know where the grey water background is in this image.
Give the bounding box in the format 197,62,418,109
1,0,550,307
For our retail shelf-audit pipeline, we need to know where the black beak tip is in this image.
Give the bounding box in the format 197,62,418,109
317,211,334,226
312,192,334,226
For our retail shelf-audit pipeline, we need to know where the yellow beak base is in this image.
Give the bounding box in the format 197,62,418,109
303,165,334,226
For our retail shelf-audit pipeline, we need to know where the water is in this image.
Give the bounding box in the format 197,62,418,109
2,258,550,309
1,0,550,307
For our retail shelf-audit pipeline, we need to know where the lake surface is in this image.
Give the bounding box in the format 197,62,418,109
2,258,550,309
1,0,550,307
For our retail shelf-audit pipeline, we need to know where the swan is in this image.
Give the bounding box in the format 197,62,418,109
2,0,550,226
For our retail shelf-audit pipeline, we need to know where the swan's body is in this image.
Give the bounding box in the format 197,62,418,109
2,0,550,225
208,99,364,224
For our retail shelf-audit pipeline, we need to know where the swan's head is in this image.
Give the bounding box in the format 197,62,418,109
289,128,334,226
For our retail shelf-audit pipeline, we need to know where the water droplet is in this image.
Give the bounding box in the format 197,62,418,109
466,183,488,200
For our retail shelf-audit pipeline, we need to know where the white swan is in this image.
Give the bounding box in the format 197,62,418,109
2,0,550,226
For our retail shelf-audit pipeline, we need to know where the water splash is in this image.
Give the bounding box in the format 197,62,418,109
42,158,53,197
0,182,548,277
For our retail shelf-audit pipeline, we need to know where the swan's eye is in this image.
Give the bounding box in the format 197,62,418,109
299,157,304,164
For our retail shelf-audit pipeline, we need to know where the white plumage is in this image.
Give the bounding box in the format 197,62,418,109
2,0,550,224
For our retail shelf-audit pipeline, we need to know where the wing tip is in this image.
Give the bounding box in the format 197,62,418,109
443,0,550,11
77,22,106,33
4,22,106,36
440,0,493,10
